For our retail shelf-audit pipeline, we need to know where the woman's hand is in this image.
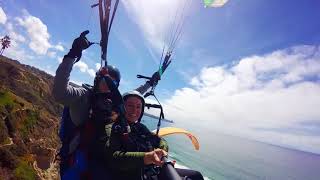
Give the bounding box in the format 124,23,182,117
144,148,168,166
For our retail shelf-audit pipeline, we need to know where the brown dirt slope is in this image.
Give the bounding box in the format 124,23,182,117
0,55,62,179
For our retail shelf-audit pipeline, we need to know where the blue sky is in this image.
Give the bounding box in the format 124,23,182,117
1,0,320,154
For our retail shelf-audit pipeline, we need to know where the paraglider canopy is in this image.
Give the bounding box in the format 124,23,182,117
204,0,229,7
154,127,200,150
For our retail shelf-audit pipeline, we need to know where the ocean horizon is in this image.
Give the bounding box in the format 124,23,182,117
142,117,320,180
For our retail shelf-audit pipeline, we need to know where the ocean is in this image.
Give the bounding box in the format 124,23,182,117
141,117,320,180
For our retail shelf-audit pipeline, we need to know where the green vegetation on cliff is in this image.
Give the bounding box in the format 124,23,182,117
14,160,36,180
0,55,61,178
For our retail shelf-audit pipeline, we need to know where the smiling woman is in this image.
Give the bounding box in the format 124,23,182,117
125,95,143,123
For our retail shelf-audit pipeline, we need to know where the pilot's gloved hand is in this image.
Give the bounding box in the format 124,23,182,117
147,71,161,86
66,30,94,63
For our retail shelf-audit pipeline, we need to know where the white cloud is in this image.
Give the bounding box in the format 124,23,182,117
43,65,55,76
88,69,96,77
53,43,64,52
1,21,32,61
163,45,320,154
0,9,65,77
74,61,96,77
15,12,51,55
95,63,101,70
0,7,7,24
0,27,31,61
47,51,57,58
75,61,89,72
11,11,64,58
1,10,64,62
4,22,26,43
57,56,63,63
122,0,191,52
4,39,34,61
9,31,26,42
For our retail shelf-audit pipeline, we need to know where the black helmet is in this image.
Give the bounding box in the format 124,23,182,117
94,65,121,92
106,65,121,85
123,90,145,122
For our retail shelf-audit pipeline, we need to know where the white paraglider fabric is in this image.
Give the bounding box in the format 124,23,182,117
204,0,229,7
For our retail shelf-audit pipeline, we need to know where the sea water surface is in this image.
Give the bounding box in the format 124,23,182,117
141,117,320,180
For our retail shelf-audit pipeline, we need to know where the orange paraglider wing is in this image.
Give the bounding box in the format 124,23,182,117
155,127,200,150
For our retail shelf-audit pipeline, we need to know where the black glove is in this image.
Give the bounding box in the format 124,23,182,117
66,30,94,63
147,71,161,86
